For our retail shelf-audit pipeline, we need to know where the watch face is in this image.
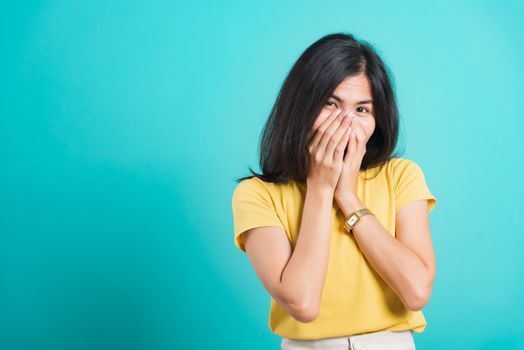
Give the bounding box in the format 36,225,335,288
348,214,359,225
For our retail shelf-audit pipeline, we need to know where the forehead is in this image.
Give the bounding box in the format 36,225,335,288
332,74,372,100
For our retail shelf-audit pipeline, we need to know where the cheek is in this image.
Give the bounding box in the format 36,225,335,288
356,119,375,141
363,117,375,130
355,119,375,140
366,123,375,139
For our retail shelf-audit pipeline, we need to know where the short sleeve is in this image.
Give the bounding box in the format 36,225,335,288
394,159,437,214
231,178,286,253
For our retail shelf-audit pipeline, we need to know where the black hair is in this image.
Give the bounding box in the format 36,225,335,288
235,32,404,184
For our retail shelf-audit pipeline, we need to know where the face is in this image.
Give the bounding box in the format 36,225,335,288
313,73,376,144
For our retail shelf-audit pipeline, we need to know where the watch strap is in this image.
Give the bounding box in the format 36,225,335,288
344,208,374,233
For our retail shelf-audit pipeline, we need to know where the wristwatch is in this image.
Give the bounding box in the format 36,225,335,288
343,208,374,233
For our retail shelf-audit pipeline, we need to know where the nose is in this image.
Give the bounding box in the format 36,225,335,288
344,110,356,122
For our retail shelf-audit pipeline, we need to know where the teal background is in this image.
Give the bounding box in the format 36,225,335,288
1,1,523,349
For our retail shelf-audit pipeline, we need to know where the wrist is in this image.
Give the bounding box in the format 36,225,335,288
306,185,335,204
338,195,365,218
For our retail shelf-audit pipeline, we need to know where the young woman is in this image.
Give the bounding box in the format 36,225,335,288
231,32,437,350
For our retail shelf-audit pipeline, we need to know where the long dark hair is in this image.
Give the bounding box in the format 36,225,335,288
235,32,404,184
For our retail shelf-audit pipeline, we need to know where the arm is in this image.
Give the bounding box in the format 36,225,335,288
243,187,334,323
338,195,436,311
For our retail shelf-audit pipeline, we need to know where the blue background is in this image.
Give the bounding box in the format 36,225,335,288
1,1,523,349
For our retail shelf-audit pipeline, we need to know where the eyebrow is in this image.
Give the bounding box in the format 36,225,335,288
330,94,374,105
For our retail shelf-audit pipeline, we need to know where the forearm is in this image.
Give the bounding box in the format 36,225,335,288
338,196,431,311
280,186,333,319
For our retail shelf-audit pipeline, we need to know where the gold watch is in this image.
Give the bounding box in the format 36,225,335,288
343,208,374,233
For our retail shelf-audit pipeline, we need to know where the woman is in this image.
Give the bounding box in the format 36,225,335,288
231,32,437,350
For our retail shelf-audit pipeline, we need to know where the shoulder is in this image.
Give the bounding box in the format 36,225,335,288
386,157,437,213
232,176,285,203
379,157,431,192
385,157,425,181
233,177,264,201
386,156,420,170
233,176,273,195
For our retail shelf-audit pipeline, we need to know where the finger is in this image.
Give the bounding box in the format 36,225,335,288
352,120,367,154
334,125,351,162
308,108,342,151
343,128,355,163
308,109,341,154
349,129,357,155
325,115,352,159
314,107,342,133
316,111,348,158
312,108,334,131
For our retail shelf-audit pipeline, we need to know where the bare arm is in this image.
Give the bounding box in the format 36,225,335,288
243,186,334,323
242,108,351,322
338,195,436,311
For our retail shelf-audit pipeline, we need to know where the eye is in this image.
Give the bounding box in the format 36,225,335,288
356,106,371,113
325,100,338,108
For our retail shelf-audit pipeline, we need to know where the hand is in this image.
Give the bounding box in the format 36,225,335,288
334,113,367,209
306,108,352,194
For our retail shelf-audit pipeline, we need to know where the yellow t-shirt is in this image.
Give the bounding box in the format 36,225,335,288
231,157,437,340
